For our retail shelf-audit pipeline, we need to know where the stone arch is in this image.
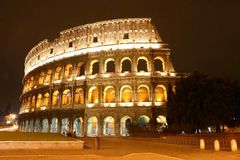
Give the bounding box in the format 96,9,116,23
120,116,132,136
90,60,99,75
120,85,133,102
105,58,115,73
43,92,49,107
103,86,116,103
74,88,84,104
24,120,29,132
121,57,131,73
61,118,69,135
29,76,34,88
103,116,115,136
87,116,98,137
73,117,83,137
155,85,167,102
36,94,43,109
52,90,60,107
62,89,72,106
156,115,167,132
31,96,36,111
50,117,58,133
38,72,45,85
64,64,73,79
45,69,52,83
34,119,41,132
88,86,99,103
42,118,49,133
76,62,85,76
137,85,150,102
54,67,62,80
154,57,165,72
137,56,149,72
28,119,34,132
137,115,150,127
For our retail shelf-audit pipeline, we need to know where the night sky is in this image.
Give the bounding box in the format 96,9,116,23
0,0,239,113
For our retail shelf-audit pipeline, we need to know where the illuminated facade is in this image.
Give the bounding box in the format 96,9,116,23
19,18,184,136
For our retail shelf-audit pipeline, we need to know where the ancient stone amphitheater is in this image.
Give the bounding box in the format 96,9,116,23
19,18,183,137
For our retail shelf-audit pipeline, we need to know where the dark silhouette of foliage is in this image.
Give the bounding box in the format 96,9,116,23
167,72,240,133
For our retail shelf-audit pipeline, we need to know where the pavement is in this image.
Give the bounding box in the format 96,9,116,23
0,137,239,160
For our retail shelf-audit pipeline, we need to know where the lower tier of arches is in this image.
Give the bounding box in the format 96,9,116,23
18,108,167,137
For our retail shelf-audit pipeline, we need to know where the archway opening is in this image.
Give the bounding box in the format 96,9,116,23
155,85,167,102
88,87,99,103
87,116,98,137
62,89,72,106
103,116,115,136
52,91,60,106
137,58,148,72
54,67,62,80
42,119,49,133
73,117,83,137
120,116,132,136
106,60,115,73
64,64,73,79
154,58,164,72
74,88,84,104
104,86,115,103
137,85,150,102
91,61,99,75
137,115,150,127
34,119,41,132
50,118,58,133
61,118,69,135
121,59,131,73
121,86,132,102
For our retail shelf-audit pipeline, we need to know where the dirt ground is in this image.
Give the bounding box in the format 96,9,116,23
0,137,239,160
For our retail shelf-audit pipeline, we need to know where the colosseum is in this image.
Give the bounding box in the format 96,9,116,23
18,18,184,137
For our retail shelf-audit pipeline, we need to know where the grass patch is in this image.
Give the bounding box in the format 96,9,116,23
0,131,76,141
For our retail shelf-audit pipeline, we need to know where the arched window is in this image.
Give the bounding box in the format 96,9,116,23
104,86,115,103
64,64,73,79
88,87,98,103
155,85,167,102
45,69,52,83
121,58,131,73
154,57,164,72
38,72,45,85
52,91,60,106
103,116,115,136
137,57,148,72
54,67,62,80
87,116,98,137
120,86,132,102
62,89,72,106
76,63,85,77
43,93,49,107
91,61,99,75
74,88,84,104
137,85,150,102
36,94,42,108
105,59,115,73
